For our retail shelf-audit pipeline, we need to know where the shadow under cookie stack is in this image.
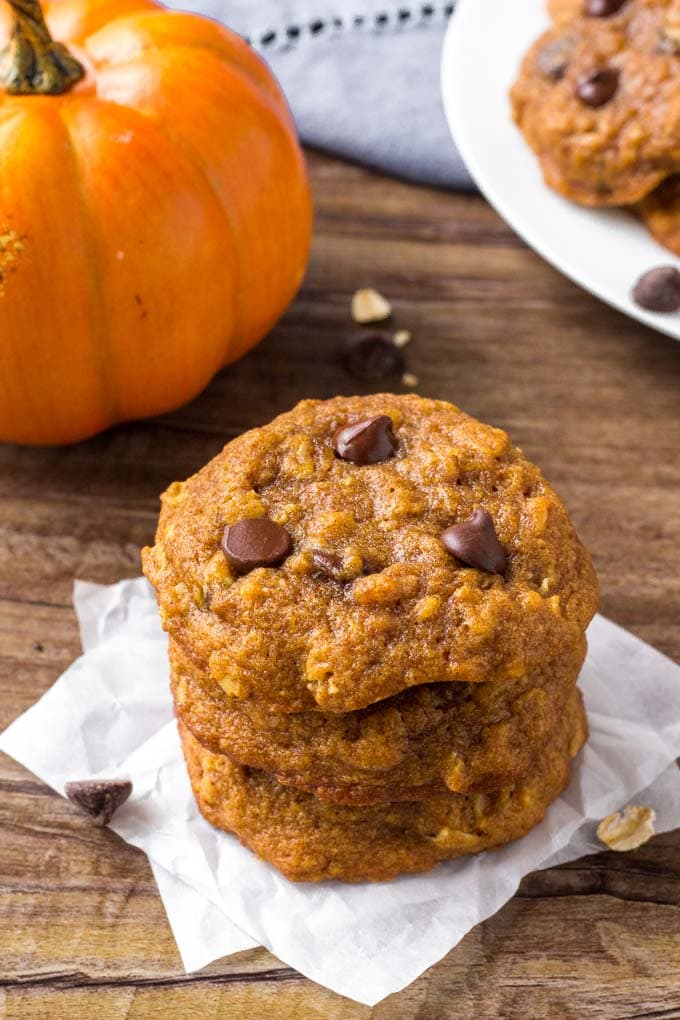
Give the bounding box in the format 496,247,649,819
143,395,598,882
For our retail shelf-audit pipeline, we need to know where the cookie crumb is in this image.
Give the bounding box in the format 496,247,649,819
393,330,412,348
352,288,392,324
401,372,419,388
597,804,656,851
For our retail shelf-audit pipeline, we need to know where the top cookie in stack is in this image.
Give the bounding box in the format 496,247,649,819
143,394,598,880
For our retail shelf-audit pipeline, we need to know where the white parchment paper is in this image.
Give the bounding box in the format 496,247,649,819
1,577,679,1005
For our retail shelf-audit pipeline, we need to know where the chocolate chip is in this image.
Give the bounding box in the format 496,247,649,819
341,332,405,381
537,37,574,80
65,779,132,826
221,518,292,574
576,67,619,107
333,415,397,465
310,549,344,580
632,266,680,312
441,509,507,574
583,0,626,15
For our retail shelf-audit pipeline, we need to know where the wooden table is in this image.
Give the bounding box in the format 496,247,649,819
1,151,679,1020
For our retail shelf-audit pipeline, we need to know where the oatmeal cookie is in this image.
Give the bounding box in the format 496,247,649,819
548,0,632,23
179,689,587,882
548,0,583,23
170,633,586,804
143,395,598,713
511,0,680,206
638,175,680,254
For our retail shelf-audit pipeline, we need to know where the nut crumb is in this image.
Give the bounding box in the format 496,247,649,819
401,372,419,388
352,288,391,324
597,805,656,852
393,330,412,348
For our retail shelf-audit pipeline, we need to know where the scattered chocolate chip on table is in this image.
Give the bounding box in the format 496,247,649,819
65,779,132,826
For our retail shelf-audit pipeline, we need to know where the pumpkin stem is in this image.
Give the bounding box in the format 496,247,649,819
0,0,84,94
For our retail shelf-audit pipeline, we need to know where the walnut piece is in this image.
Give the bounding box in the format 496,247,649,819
351,287,391,323
597,805,656,852
393,329,412,348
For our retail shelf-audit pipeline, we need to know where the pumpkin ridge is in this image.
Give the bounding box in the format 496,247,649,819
108,93,246,363
43,0,159,47
58,101,120,427
104,42,311,358
60,96,239,421
85,10,289,119
0,113,37,427
0,104,114,442
95,43,309,357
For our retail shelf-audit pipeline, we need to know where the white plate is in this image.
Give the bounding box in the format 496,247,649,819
441,0,680,342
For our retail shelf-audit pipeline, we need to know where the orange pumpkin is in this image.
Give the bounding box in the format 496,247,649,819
0,0,312,445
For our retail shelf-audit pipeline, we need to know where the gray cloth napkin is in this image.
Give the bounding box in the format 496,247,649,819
166,0,473,189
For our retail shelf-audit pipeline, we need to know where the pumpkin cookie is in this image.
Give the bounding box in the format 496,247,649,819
511,0,680,206
548,0,583,23
179,689,587,883
638,175,680,254
143,395,598,714
548,0,632,23
170,633,586,804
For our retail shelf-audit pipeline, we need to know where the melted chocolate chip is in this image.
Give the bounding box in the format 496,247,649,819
441,509,507,575
632,266,680,312
537,37,574,80
576,67,619,107
333,415,397,465
342,332,405,381
584,0,626,14
65,779,132,826
311,549,344,581
222,518,292,573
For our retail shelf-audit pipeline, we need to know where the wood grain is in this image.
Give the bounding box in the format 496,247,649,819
1,150,679,1020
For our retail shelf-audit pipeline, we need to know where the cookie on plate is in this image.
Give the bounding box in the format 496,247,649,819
179,689,587,883
170,632,586,804
548,0,631,24
143,394,598,714
547,0,583,23
638,175,680,254
511,0,680,206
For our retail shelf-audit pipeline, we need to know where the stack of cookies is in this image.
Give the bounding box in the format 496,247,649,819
143,395,598,882
511,0,680,255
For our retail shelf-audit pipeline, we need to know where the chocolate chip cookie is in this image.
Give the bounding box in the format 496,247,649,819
143,395,598,714
511,0,680,206
548,0,631,24
638,175,680,254
170,633,586,804
179,689,587,882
